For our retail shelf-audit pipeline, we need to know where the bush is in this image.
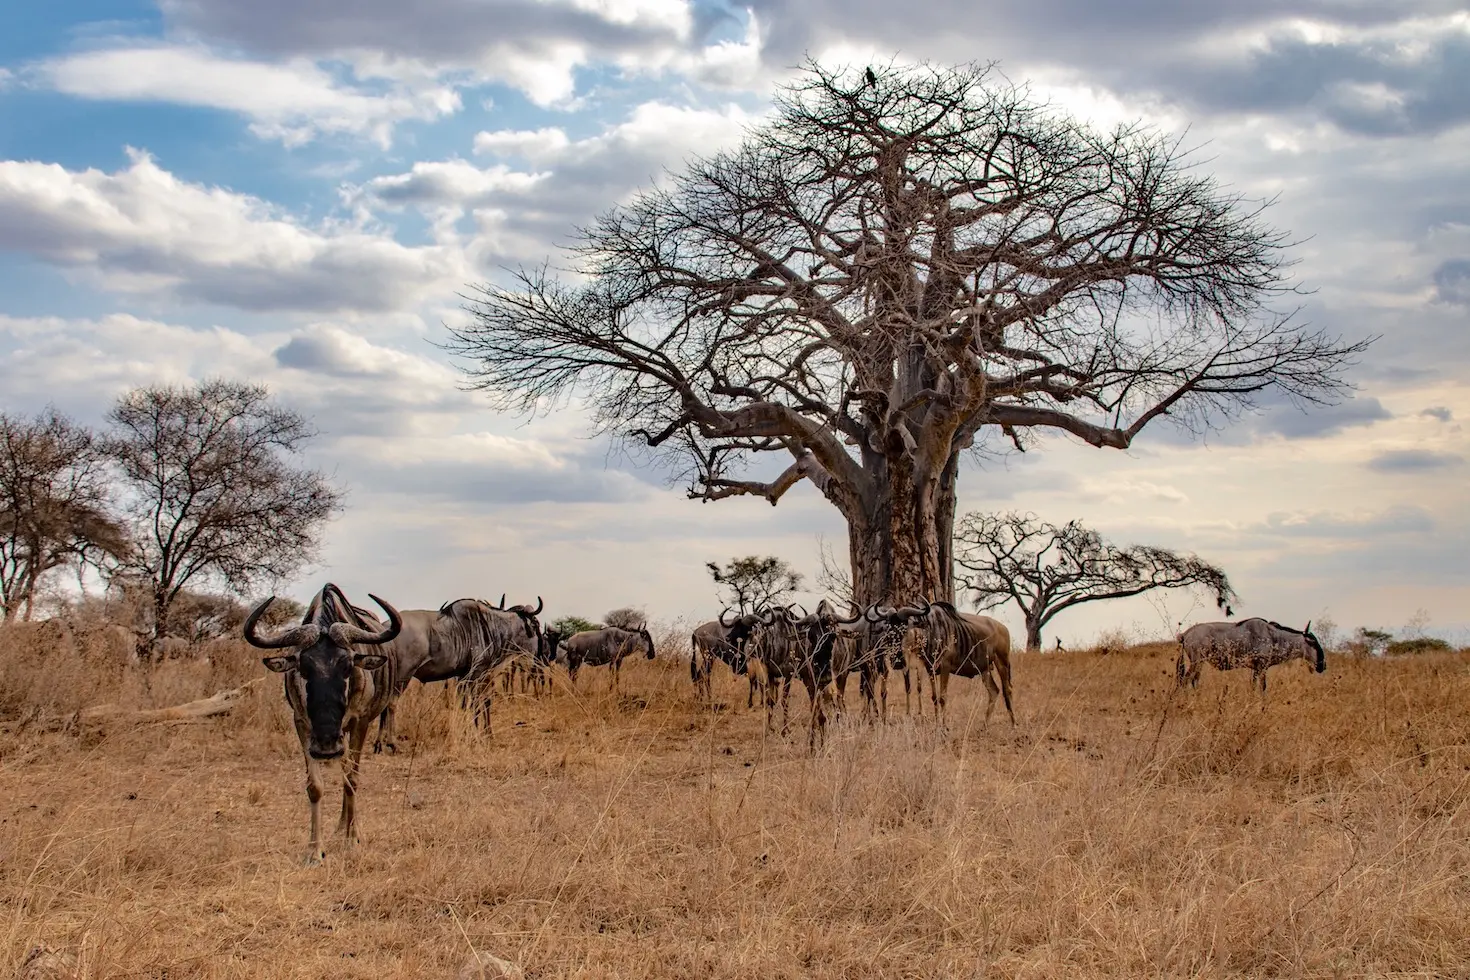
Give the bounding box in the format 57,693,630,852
1385,637,1453,656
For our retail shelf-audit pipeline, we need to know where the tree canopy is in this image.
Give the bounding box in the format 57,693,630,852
955,511,1237,650
107,379,341,655
706,555,804,613
448,60,1367,604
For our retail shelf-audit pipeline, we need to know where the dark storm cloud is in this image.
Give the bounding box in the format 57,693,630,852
1365,448,1466,473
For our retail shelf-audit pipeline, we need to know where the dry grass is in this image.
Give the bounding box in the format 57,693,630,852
2,627,1469,978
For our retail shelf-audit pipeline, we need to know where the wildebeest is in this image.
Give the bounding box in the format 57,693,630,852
718,608,767,707
373,596,543,751
559,625,655,692
244,584,402,865
690,618,745,701
1177,618,1326,692
891,600,1015,726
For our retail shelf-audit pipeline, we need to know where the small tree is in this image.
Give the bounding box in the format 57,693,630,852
106,380,342,657
706,555,803,613
550,615,600,635
0,409,129,621
603,607,646,630
955,511,1237,651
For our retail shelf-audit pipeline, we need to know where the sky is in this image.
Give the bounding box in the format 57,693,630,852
1,0,1466,648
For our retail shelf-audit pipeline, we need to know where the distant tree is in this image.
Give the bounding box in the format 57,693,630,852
603,607,646,630
105,380,342,657
706,555,803,614
955,511,1237,651
1386,637,1452,656
550,615,600,636
1348,627,1393,657
0,409,130,621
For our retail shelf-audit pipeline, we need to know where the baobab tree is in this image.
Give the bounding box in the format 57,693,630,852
447,61,1366,605
954,511,1237,651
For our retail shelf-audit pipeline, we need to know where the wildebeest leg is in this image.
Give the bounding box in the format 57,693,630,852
373,703,396,754
980,669,1001,726
747,673,757,709
1255,667,1267,695
780,675,793,736
336,723,371,847
303,753,327,866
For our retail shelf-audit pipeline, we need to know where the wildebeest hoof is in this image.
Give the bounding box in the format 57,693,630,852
303,849,325,867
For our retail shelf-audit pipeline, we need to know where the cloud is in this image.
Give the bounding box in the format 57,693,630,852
1158,16,1470,137
1421,406,1454,422
1365,448,1466,472
157,0,704,107
1433,258,1470,305
0,150,463,314
1257,504,1437,538
1252,394,1393,440
35,44,461,147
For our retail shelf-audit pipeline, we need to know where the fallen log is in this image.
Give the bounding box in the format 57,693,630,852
71,677,273,728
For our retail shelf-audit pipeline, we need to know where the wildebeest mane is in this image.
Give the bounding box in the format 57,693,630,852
307,583,379,630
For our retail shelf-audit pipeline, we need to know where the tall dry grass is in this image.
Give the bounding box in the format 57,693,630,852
2,626,1468,978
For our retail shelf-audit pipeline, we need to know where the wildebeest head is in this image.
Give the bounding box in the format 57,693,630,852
245,585,402,760
639,626,656,659
718,607,764,671
541,627,563,664
1302,620,1326,673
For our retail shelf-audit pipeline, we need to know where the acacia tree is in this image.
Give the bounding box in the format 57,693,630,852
106,380,342,656
0,410,129,621
706,555,803,613
954,511,1237,651
447,62,1366,605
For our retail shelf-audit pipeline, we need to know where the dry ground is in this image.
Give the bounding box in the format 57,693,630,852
2,625,1469,978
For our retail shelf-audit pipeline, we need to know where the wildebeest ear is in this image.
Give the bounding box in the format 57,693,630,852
355,653,388,670
261,655,295,673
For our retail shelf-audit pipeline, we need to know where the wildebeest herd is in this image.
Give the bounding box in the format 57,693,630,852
243,583,1326,865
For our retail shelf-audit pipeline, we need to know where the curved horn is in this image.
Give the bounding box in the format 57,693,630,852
835,604,863,625
865,603,881,623
243,597,319,649
719,606,736,628
791,603,809,619
530,596,544,616
1304,620,1312,634
328,594,403,646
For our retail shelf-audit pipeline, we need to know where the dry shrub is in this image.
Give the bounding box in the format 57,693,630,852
3,630,1470,977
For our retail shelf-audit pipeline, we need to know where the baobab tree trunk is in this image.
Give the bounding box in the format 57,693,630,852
844,453,958,606
1025,614,1045,653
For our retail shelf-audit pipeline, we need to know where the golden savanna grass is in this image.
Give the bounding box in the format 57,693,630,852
2,622,1469,978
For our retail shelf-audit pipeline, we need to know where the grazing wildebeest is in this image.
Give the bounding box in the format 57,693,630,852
373,596,542,751
559,624,656,692
245,584,402,865
894,600,1015,726
1177,618,1326,693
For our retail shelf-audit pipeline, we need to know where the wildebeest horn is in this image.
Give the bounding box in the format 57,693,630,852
530,596,543,616
791,603,809,618
243,597,319,649
865,603,881,622
719,606,736,627
496,593,505,609
836,604,863,624
1303,620,1312,634
327,594,403,647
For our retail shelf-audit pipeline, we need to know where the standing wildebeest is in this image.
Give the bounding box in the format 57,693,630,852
719,608,766,707
1177,618,1326,693
834,604,916,722
245,584,402,865
559,625,655,692
690,618,741,702
893,600,1015,726
373,596,542,751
